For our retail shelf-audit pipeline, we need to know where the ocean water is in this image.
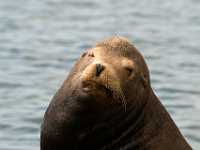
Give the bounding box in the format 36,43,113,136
0,0,200,149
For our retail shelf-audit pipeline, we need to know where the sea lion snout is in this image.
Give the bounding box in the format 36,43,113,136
81,62,108,92
80,60,119,99
81,62,107,81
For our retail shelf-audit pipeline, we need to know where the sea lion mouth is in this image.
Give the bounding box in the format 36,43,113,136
82,80,113,97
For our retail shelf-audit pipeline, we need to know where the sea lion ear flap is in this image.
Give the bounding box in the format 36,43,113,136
140,74,148,88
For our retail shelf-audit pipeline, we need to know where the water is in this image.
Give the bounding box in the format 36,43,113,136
0,0,200,149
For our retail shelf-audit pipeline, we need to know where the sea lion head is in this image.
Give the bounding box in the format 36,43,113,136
41,36,151,150
68,36,150,109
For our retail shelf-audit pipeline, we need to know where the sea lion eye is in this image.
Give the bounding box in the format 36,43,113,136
125,67,133,76
121,58,134,77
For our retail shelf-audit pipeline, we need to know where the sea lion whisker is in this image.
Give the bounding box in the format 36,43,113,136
118,89,127,111
109,84,127,111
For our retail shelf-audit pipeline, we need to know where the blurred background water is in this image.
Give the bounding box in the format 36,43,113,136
0,0,200,149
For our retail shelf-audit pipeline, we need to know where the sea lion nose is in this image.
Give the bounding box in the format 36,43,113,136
96,63,104,76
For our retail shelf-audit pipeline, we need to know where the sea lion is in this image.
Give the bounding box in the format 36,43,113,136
40,36,192,150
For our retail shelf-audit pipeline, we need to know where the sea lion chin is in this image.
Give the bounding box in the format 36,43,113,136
40,36,192,150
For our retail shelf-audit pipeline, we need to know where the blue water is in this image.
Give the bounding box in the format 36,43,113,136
0,0,200,149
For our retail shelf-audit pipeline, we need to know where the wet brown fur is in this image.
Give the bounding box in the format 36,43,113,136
41,36,192,150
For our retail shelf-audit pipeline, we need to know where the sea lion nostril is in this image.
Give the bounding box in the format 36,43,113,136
96,63,104,76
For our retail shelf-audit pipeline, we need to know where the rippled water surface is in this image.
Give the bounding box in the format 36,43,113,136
0,0,200,149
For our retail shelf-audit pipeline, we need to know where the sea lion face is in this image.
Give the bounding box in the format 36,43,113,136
68,37,150,109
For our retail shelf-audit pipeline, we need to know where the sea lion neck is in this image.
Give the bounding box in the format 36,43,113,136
41,86,190,150
40,83,148,150
116,88,192,150
67,87,152,149
97,88,191,150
